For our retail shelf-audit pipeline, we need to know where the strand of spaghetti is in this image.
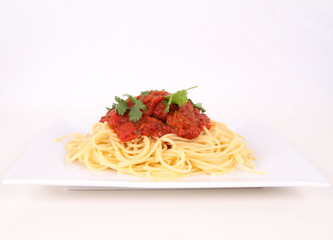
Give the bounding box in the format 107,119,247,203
177,138,238,159
53,133,83,142
159,137,187,169
84,147,108,171
179,143,229,151
234,153,265,174
117,137,168,167
97,151,119,169
92,130,116,151
210,165,237,176
202,126,221,148
155,138,192,173
66,138,92,162
190,158,234,171
113,137,152,160
114,136,150,156
192,156,235,168
128,165,148,177
224,141,244,156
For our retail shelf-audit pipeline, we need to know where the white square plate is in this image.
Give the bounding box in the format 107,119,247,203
3,118,329,190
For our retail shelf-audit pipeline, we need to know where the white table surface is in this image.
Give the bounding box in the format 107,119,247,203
1,1,333,239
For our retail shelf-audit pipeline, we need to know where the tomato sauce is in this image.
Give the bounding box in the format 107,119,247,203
100,90,211,142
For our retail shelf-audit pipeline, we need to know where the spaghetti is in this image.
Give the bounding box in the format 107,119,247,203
55,120,265,180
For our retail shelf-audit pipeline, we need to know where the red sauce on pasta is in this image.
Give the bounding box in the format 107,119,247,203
100,90,211,142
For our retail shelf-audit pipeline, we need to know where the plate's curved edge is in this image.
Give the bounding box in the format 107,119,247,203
3,178,330,188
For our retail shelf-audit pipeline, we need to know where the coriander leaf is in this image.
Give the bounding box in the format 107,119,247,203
193,102,205,112
189,99,206,112
123,94,137,104
169,89,188,106
140,90,152,96
114,96,129,115
163,97,172,113
163,99,170,112
164,86,198,113
108,94,148,122
129,100,147,122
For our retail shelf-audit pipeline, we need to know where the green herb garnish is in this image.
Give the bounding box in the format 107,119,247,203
107,94,147,123
112,96,129,115
189,99,206,112
128,99,147,122
140,90,152,96
163,86,198,113
123,94,147,122
107,86,205,122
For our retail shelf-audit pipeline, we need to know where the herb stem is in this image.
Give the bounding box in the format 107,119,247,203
184,86,198,91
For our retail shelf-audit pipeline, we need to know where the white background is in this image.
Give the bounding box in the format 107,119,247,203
1,0,333,239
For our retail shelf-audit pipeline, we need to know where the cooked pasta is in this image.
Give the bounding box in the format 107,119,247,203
55,120,264,180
